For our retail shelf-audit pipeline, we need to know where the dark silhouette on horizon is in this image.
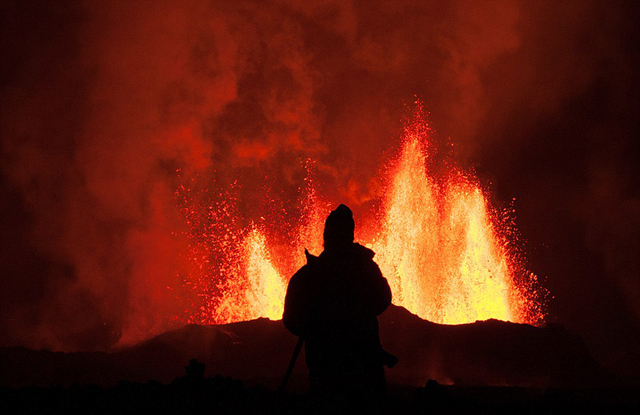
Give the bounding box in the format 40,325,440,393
4,358,635,415
283,204,395,411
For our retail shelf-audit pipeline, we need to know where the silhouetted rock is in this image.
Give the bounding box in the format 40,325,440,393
185,359,205,380
378,305,611,388
0,305,624,389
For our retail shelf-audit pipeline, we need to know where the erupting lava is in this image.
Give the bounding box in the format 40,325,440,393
178,105,545,326
370,109,535,323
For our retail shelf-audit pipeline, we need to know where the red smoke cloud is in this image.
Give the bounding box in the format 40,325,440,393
1,0,639,376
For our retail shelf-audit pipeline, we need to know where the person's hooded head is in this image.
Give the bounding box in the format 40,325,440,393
323,204,355,250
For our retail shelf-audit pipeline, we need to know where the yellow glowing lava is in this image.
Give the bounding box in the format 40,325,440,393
180,105,543,326
372,129,524,324
244,226,287,320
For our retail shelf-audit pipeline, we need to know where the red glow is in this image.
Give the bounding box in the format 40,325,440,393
178,104,545,326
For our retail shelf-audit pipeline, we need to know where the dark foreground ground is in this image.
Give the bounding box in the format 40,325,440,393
2,306,639,414
2,374,638,415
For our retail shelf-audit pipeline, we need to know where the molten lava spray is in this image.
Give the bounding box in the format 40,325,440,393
370,107,537,323
179,105,544,326
234,225,285,321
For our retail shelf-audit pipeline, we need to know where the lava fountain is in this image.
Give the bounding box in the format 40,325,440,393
178,105,545,326
370,109,534,323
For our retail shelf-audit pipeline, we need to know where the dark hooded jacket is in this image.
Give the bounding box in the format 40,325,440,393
283,242,391,376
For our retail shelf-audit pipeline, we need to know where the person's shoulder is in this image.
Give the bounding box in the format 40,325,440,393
291,264,309,280
290,249,320,282
304,248,320,265
352,243,376,261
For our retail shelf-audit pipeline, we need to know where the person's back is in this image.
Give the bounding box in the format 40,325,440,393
283,204,392,409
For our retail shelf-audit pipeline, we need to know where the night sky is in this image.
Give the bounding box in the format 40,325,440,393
1,0,639,377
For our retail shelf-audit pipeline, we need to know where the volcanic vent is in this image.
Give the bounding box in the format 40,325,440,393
176,103,546,327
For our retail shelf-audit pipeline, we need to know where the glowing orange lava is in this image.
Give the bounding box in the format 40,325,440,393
178,105,545,326
227,225,286,321
370,120,528,323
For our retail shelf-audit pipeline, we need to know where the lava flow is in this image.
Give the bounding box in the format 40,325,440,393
177,106,545,326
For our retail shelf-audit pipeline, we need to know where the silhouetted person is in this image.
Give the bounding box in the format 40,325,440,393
283,204,393,412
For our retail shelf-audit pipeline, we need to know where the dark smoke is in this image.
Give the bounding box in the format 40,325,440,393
1,0,639,376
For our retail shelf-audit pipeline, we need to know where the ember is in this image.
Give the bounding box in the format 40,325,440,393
178,103,545,326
